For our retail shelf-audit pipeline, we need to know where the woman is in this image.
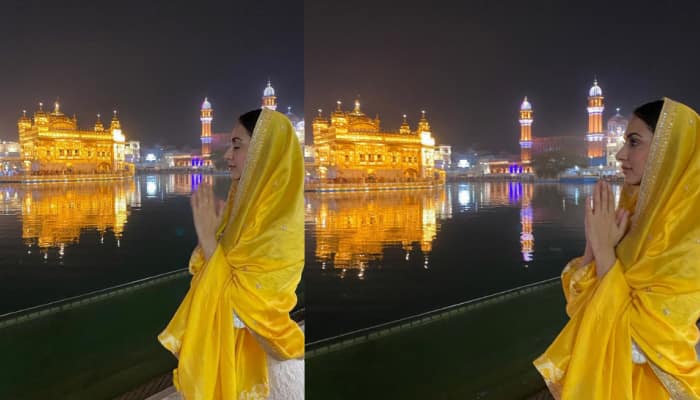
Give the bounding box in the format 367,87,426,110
158,108,305,399
534,98,700,398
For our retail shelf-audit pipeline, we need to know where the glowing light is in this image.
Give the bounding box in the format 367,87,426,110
146,181,157,196
145,153,157,162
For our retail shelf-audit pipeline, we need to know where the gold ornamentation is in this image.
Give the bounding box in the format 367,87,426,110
239,383,269,400
649,361,696,400
634,100,677,232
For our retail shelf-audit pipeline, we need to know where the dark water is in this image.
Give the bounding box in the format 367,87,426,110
0,174,232,314
305,182,621,341
0,177,619,344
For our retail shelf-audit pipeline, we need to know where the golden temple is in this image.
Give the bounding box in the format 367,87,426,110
311,99,443,183
17,101,131,175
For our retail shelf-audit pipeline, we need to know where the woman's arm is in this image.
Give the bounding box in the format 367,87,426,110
586,181,630,279
191,184,225,262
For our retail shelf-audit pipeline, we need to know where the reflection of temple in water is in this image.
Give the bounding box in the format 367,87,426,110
307,188,451,270
0,180,139,249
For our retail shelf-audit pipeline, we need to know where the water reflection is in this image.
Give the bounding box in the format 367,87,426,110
306,188,452,273
516,183,534,263
0,174,219,253
307,182,618,277
0,181,138,250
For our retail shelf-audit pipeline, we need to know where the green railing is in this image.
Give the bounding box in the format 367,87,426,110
0,269,304,400
0,269,189,400
306,278,567,399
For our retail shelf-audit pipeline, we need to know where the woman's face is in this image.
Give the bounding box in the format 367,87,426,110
224,123,252,180
615,116,654,185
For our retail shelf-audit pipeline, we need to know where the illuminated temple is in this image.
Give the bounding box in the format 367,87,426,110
17,101,130,174
311,99,442,183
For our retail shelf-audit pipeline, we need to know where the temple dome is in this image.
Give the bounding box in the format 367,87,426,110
520,96,532,111
589,79,603,97
264,81,275,97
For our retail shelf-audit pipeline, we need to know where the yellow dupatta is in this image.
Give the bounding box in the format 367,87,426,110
534,98,700,399
158,108,305,399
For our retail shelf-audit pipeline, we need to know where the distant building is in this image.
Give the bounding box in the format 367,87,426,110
487,78,627,176
532,136,587,156
261,80,277,111
125,141,141,164
586,79,606,166
0,140,21,175
606,108,628,167
285,106,305,149
193,80,300,170
434,145,452,169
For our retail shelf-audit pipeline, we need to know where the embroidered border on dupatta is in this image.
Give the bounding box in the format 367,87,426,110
631,99,695,400
222,109,273,240
632,98,676,230
239,383,269,400
648,361,695,400
533,357,564,400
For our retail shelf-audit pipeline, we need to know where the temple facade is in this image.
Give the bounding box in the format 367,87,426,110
311,99,439,183
18,101,129,174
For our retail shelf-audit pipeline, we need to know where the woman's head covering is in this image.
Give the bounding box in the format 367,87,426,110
535,98,700,398
158,108,305,399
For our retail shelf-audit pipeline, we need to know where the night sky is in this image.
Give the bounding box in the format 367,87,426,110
0,0,303,148
305,0,700,155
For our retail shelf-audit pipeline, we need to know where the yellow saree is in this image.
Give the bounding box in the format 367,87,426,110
158,109,305,399
534,98,700,399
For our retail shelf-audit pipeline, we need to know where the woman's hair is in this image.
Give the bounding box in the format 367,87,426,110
633,100,664,133
237,109,263,136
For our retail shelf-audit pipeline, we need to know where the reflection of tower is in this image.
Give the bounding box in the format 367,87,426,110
262,80,277,111
586,78,605,166
200,97,213,164
519,97,533,172
520,183,534,263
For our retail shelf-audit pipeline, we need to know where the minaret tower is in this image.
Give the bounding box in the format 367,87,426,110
200,97,213,162
519,96,533,170
587,78,605,165
262,80,277,110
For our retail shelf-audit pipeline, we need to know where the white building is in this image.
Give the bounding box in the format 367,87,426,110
606,108,628,168
434,145,452,169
